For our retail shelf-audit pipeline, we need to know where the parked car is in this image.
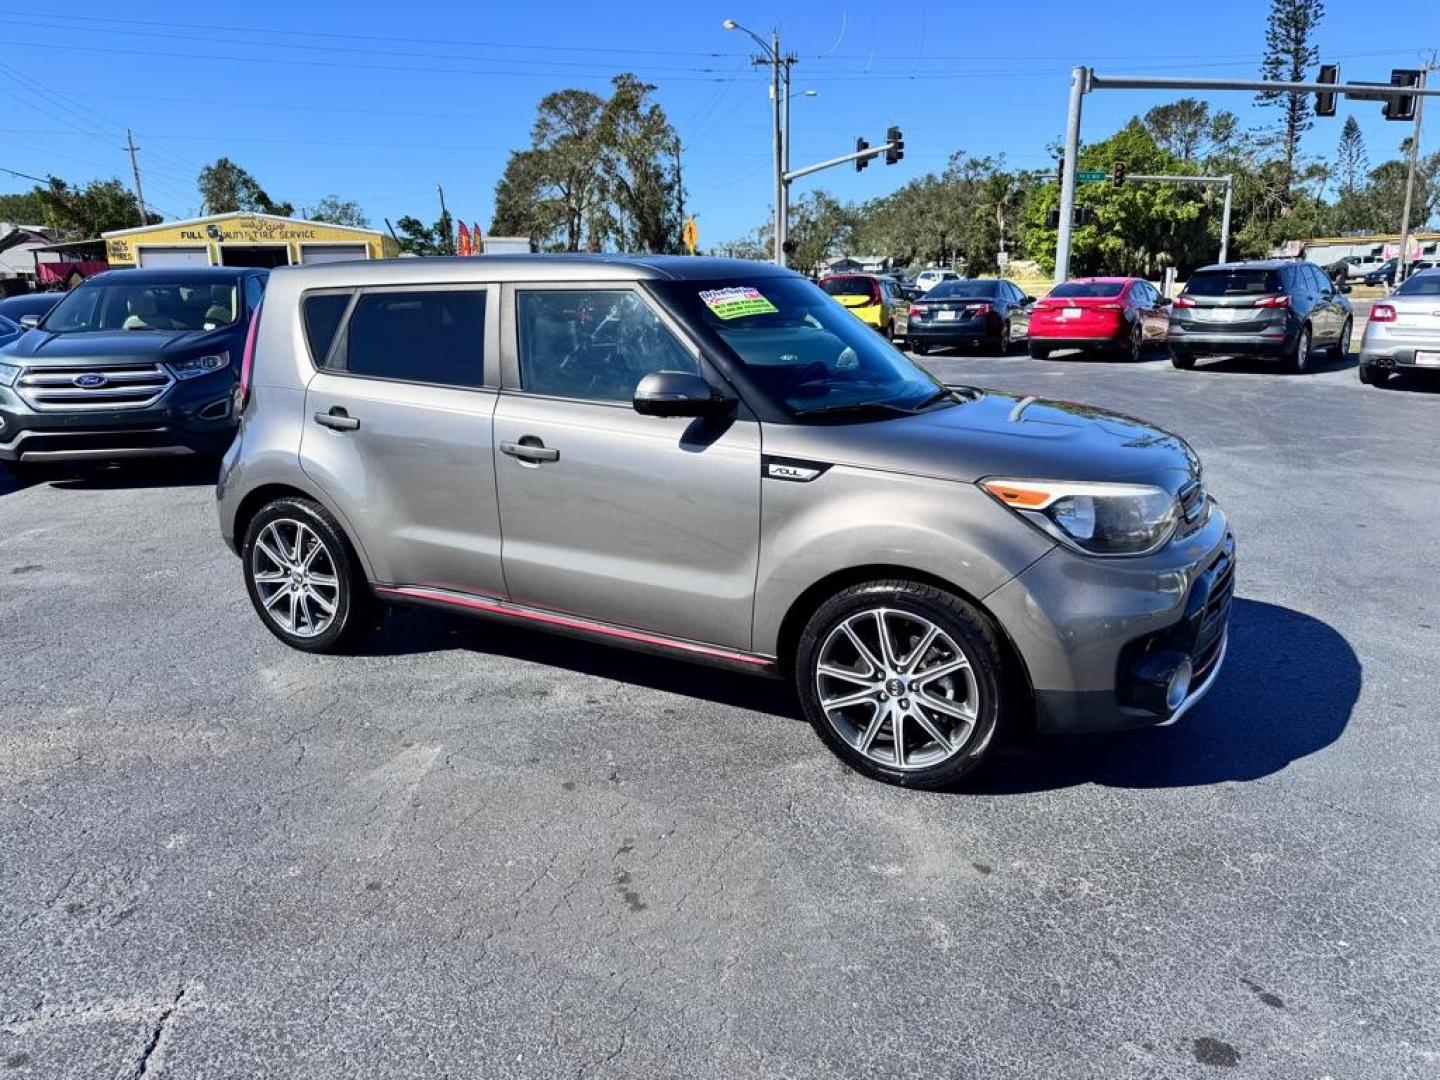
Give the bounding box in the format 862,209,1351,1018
819,273,908,339
0,292,63,327
1357,268,1440,387
913,268,961,294
1356,257,1435,288
0,314,20,351
1027,277,1170,361
1167,259,1351,373
906,278,1033,355
219,255,1233,789
0,267,267,474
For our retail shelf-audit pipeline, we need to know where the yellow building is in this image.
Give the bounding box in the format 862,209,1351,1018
102,211,398,270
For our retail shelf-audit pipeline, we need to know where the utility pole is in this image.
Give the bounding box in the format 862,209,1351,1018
724,20,794,266
1054,67,1087,283
125,129,147,225
436,182,453,255
1397,59,1434,286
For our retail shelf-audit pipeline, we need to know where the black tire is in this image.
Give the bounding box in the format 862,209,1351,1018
1028,342,1050,360
1288,323,1312,374
1170,350,1196,370
911,341,929,356
1330,317,1352,362
241,496,379,654
992,321,1012,356
795,580,1011,789
1124,320,1144,362
1357,362,1387,387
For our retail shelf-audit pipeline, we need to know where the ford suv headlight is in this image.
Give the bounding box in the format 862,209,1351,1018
981,478,1180,557
166,352,229,380
0,361,19,387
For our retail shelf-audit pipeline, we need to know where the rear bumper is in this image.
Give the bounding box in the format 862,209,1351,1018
906,322,1000,345
985,504,1235,734
1359,329,1440,369
0,378,237,463
1027,335,1120,350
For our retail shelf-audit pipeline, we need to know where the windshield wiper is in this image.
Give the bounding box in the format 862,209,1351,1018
913,387,961,409
795,400,917,420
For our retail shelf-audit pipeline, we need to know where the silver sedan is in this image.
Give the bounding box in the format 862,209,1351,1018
1358,269,1440,386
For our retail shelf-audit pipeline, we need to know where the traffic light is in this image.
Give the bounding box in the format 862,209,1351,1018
1045,209,1060,229
1056,156,1065,187
855,137,870,172
1384,69,1422,121
1112,160,1127,187
884,125,904,165
1315,63,1339,117
1045,207,1093,229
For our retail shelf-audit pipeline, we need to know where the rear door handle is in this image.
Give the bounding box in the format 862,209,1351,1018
313,408,360,432
500,438,560,464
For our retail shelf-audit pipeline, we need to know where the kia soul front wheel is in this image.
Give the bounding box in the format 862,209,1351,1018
242,497,378,653
795,581,1009,788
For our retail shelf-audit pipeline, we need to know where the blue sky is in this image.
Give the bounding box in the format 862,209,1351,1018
1,1,1438,245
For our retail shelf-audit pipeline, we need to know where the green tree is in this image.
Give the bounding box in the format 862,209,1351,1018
1256,0,1326,202
1142,99,1238,162
35,177,160,235
1335,117,1368,198
304,195,369,227
598,74,682,253
0,189,50,224
198,158,294,217
393,213,453,256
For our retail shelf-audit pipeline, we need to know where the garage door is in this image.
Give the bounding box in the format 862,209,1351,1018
299,244,369,265
137,246,211,268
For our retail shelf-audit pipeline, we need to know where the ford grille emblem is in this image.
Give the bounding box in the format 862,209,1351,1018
74,373,107,388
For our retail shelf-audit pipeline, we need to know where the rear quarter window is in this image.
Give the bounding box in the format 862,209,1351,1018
302,293,352,367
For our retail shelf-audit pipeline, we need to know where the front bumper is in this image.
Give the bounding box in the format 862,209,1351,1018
985,501,1234,734
0,374,238,463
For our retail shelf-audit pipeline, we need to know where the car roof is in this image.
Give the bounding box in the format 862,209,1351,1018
1191,259,1293,273
1066,276,1137,284
0,293,61,317
270,253,794,288
79,266,260,285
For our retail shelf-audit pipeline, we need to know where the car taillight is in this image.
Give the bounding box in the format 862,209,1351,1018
237,299,263,410
1253,295,1291,308
965,302,992,316
909,305,922,318
1094,303,1123,311
1172,295,1195,308
1370,303,1397,322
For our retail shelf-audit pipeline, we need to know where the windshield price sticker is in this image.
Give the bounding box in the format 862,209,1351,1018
700,287,779,320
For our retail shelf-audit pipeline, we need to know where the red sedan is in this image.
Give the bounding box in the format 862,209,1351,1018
1027,277,1171,361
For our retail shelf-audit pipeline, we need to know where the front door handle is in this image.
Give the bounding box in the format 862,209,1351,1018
500,437,560,464
313,408,360,432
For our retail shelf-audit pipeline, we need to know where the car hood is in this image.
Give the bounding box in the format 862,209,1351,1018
765,388,1201,493
1,327,236,366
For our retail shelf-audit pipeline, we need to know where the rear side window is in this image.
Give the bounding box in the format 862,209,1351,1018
1185,269,1280,297
343,290,486,387
303,293,350,367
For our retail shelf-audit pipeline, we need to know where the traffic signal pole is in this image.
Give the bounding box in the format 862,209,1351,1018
1054,68,1440,283
1398,63,1432,284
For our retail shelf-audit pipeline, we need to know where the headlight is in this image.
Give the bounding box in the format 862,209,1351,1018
166,352,229,380
0,361,19,387
981,478,1180,557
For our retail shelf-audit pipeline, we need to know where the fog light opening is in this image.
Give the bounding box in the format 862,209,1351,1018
197,398,231,421
1166,659,1194,711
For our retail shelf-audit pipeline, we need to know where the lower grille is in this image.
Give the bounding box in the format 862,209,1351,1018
16,363,174,411
1195,548,1235,657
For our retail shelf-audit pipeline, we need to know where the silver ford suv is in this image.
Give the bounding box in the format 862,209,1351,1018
218,256,1234,788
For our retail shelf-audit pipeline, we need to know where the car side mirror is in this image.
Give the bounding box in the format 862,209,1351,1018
18,314,40,329
1023,295,1037,304
1157,296,1172,306
633,370,733,418
1340,284,1352,294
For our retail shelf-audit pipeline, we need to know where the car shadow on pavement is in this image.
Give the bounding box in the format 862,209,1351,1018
28,458,221,492
363,606,801,719
963,598,1360,793
1195,351,1357,376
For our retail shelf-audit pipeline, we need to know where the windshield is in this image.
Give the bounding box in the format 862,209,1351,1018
929,280,999,300
1396,272,1440,296
1183,269,1281,297
820,276,878,299
42,281,239,333
654,277,949,418
1049,281,1125,299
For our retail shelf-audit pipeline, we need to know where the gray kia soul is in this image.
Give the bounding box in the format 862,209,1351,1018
218,255,1234,788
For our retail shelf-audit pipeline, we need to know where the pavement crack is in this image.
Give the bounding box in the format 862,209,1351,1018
128,983,189,1080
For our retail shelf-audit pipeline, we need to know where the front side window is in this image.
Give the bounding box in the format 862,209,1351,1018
344,290,485,388
653,277,949,419
516,289,697,403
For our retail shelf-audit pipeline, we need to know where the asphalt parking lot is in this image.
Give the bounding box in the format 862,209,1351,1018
2,341,1438,1078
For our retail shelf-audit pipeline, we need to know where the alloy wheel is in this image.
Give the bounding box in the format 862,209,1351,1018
814,607,981,771
250,518,341,639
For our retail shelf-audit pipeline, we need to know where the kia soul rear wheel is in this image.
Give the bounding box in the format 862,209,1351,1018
242,497,377,653
795,581,1008,788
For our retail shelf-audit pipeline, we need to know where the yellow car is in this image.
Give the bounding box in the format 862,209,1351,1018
820,274,908,339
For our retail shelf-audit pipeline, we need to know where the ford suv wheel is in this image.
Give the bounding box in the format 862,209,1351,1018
795,581,1008,788
242,497,377,653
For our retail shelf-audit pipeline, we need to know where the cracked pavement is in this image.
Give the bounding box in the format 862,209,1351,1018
1,340,1437,1078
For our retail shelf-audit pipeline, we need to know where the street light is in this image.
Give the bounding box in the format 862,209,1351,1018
725,18,788,264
